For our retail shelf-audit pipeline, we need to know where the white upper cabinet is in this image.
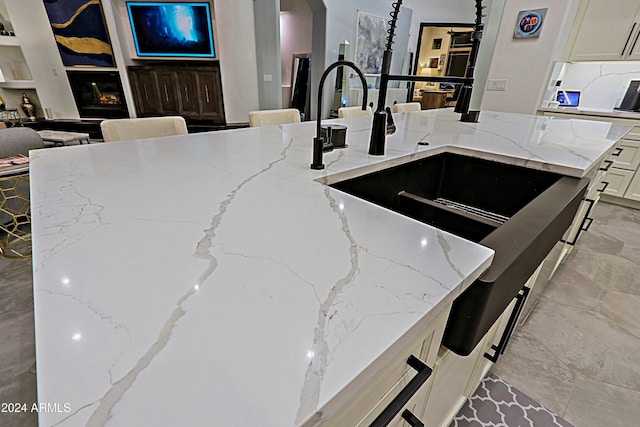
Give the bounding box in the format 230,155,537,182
569,0,640,61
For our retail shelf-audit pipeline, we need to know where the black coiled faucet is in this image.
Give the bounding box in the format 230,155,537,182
368,0,485,156
311,60,368,170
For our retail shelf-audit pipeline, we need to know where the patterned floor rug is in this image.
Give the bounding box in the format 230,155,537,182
449,373,574,427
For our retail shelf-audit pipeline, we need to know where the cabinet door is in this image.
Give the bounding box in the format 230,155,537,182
603,167,635,197
354,309,449,427
155,71,180,115
176,71,199,117
613,140,640,170
197,67,225,124
627,25,640,60
569,0,640,61
623,170,640,201
129,68,161,116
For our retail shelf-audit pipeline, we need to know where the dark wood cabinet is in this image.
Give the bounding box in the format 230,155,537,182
155,71,180,115
197,67,225,124
128,63,225,124
176,71,199,117
129,68,161,116
419,91,449,110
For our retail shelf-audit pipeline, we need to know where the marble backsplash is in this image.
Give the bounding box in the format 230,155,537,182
542,61,640,111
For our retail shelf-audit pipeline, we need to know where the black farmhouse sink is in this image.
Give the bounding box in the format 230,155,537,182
331,153,589,355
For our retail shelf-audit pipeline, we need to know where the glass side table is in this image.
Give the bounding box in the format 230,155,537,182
0,169,31,258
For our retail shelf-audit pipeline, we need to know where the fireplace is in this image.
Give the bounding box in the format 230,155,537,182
67,71,129,119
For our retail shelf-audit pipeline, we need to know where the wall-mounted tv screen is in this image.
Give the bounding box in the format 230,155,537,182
127,2,215,58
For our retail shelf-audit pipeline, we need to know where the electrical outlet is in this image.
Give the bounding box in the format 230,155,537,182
263,74,273,82
487,79,508,91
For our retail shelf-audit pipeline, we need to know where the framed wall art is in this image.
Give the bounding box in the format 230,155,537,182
43,0,115,67
355,12,388,74
513,8,547,39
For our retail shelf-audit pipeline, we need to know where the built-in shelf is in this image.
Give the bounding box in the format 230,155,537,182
0,35,20,47
0,80,36,89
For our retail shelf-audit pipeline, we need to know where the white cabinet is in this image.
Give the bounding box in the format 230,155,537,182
625,167,640,201
605,167,635,197
604,131,640,200
421,266,541,427
568,0,640,61
540,110,640,208
322,264,544,427
321,306,449,427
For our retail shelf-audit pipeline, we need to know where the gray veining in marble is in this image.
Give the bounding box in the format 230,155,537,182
295,185,360,423
6,108,637,426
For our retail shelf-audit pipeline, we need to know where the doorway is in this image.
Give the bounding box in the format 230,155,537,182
412,23,474,110
280,0,313,119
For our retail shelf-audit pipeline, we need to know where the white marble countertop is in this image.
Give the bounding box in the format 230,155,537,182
538,106,640,122
29,109,629,426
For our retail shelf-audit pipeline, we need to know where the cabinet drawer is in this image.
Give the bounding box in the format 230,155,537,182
603,168,635,197
613,140,640,170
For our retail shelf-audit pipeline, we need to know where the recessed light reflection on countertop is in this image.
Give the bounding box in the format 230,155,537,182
306,350,315,360
71,332,82,342
421,238,428,247
338,202,345,211
61,277,70,287
194,284,200,291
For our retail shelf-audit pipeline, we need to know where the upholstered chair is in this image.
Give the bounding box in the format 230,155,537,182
337,106,373,118
248,108,301,127
100,116,188,142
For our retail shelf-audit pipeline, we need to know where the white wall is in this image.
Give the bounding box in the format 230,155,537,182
480,0,581,115
1,0,79,119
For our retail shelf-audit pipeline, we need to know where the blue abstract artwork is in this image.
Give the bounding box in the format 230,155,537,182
43,0,115,67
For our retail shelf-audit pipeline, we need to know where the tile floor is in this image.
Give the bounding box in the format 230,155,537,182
0,202,638,427
492,202,640,427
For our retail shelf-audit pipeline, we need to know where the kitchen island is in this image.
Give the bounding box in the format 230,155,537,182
29,109,629,426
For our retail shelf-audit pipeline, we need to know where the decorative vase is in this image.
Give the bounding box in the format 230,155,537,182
20,93,36,121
